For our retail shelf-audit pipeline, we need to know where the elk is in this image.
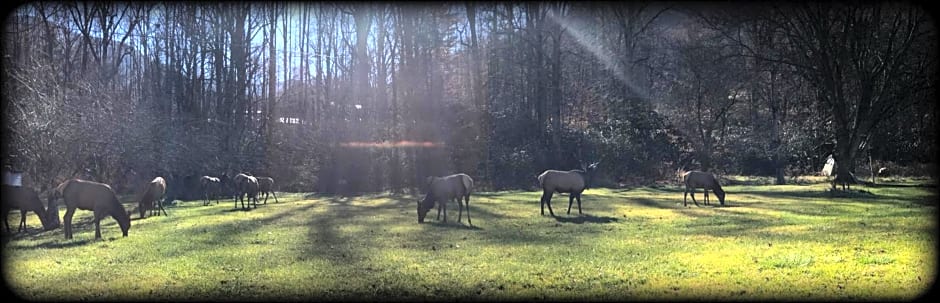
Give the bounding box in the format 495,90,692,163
138,177,167,218
48,179,130,240
417,173,473,225
1,185,56,233
537,162,599,216
677,168,725,207
256,177,279,204
232,173,259,210
200,176,221,206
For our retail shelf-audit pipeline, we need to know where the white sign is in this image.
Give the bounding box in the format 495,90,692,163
3,171,22,187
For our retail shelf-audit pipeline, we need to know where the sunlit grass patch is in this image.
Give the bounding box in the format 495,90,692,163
760,253,815,269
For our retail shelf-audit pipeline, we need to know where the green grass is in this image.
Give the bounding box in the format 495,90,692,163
2,179,937,301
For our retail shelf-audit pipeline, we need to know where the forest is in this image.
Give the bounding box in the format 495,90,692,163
3,2,936,198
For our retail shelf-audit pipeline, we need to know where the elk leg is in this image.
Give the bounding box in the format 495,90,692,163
683,189,688,207
64,207,76,239
704,190,709,205
262,192,268,205
272,191,279,203
437,202,442,221
441,200,447,223
465,195,472,226
544,192,556,216
567,195,574,215
540,193,545,215
457,197,463,223
576,193,583,215
3,208,10,233
540,191,551,216
159,199,168,216
18,210,27,232
690,188,700,206
94,210,107,239
94,219,101,239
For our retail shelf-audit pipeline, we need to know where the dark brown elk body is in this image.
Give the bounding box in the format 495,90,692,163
256,177,279,204
1,185,56,232
138,177,167,218
680,170,725,206
417,173,473,225
538,163,598,216
232,173,259,209
49,179,130,239
200,176,221,206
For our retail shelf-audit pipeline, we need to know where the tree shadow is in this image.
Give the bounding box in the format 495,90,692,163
631,197,677,209
552,214,619,224
8,238,95,250
35,238,96,249
221,207,258,213
422,221,484,230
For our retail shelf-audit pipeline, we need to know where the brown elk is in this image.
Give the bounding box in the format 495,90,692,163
537,162,599,216
48,179,130,240
2,185,57,233
138,177,168,218
677,168,726,207
232,173,259,209
417,173,473,225
256,177,279,204
200,176,221,206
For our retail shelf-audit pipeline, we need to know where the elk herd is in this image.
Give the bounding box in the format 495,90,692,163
1,171,279,240
2,163,729,240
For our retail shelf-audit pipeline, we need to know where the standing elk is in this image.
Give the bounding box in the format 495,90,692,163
2,185,57,233
537,162,599,216
200,176,222,206
232,173,259,210
677,168,726,207
138,177,168,218
256,177,279,204
417,173,473,225
48,179,130,240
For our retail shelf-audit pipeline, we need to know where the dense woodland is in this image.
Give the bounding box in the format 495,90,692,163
2,2,936,198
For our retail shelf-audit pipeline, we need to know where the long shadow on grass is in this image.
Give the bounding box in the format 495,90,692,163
732,188,936,217
677,196,932,243
552,214,618,224
423,221,484,230
680,208,784,239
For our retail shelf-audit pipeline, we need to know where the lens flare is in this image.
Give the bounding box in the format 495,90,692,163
339,141,443,148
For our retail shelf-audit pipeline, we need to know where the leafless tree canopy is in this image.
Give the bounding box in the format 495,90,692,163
2,2,934,196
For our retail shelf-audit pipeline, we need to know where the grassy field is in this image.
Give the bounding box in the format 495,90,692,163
2,178,936,301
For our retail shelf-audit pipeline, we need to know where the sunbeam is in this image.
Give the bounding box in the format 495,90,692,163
546,10,650,100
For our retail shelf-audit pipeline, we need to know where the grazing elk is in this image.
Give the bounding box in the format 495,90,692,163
200,176,222,206
677,169,726,207
538,162,599,216
138,177,168,218
1,185,56,233
48,179,130,240
256,177,279,204
232,173,259,210
417,173,473,225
